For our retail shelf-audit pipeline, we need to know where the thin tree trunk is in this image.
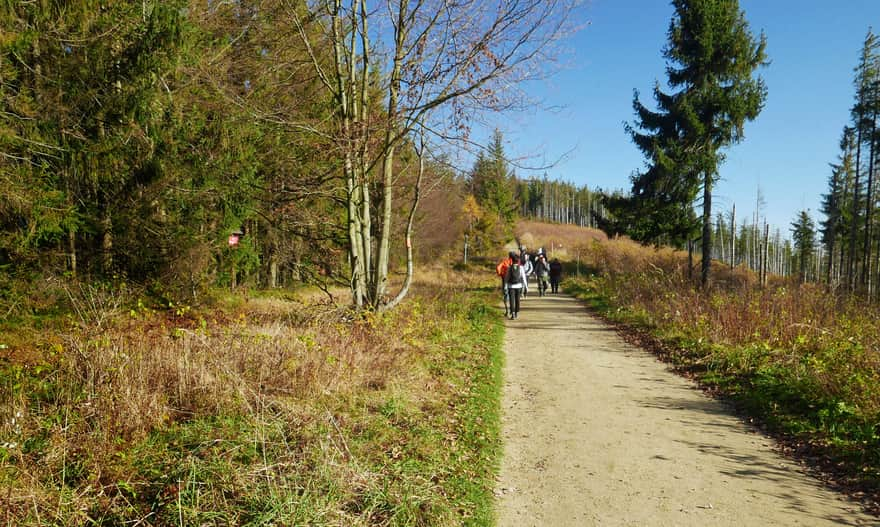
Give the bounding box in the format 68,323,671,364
863,111,877,293
101,209,112,275
730,204,736,267
375,0,408,306
701,174,712,288
688,239,694,280
68,228,77,277
384,129,426,311
850,120,864,290
331,0,366,307
762,223,769,287
355,0,373,299
826,238,836,285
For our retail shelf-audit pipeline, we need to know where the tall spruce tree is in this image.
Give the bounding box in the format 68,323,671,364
847,29,880,290
856,31,880,290
627,0,767,286
470,130,516,223
791,210,816,284
820,127,856,285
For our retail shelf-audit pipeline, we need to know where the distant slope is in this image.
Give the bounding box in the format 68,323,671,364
514,220,608,258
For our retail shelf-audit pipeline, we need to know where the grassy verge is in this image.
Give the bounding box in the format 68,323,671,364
565,271,880,510
0,279,505,525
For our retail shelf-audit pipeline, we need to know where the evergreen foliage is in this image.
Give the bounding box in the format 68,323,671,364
0,1,486,308
625,0,767,286
791,210,816,283
818,29,880,294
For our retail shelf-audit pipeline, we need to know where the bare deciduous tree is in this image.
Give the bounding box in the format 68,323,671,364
290,0,579,309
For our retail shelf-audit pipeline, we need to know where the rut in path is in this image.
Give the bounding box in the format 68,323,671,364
494,292,877,527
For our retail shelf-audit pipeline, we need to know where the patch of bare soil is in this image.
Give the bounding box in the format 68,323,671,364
495,292,879,526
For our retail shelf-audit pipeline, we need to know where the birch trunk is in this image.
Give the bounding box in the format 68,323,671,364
384,130,425,312
375,0,408,304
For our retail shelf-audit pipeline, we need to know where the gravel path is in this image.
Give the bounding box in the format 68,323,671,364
494,292,878,526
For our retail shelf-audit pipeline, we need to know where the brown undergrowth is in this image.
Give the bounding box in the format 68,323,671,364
0,265,503,525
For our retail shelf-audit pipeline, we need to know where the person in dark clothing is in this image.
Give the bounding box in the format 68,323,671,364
549,258,563,293
534,252,551,296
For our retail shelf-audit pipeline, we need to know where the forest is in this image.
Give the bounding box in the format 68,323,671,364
1,0,584,316
5,1,878,310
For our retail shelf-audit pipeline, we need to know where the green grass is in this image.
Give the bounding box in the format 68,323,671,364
445,299,505,526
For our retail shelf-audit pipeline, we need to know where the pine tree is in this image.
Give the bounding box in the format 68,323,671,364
858,31,880,292
821,128,856,285
625,82,701,247
470,130,516,223
848,29,880,290
628,0,767,286
791,210,816,283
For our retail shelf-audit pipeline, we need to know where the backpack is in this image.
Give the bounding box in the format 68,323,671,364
506,263,523,285
537,258,550,277
496,258,511,278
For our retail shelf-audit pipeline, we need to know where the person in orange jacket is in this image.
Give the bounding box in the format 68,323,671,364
496,251,516,317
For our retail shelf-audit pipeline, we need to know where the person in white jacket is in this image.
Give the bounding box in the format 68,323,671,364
520,251,533,297
505,255,528,319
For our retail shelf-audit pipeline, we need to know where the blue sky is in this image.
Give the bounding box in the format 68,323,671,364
495,1,880,234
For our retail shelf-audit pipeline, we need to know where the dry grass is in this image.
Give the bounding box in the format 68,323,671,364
0,263,500,524
514,219,607,259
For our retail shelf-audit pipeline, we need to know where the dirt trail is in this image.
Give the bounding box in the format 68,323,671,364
495,292,878,526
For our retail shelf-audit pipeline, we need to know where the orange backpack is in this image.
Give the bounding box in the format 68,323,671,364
496,257,512,278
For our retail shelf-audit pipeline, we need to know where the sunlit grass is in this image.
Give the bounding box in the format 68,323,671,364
0,265,505,525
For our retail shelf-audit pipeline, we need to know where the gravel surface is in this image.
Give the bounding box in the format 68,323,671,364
494,292,878,526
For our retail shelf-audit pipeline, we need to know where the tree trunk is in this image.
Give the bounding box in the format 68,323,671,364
347,154,366,307
687,239,694,280
384,129,425,312
701,174,712,288
863,111,877,293
68,228,77,277
849,121,863,290
375,0,408,306
356,0,373,300
101,209,113,275
730,204,736,267
762,223,769,287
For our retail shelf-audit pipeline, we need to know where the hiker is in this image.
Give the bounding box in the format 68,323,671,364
520,248,533,297
549,258,563,293
534,252,551,296
506,254,526,319
496,251,516,317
